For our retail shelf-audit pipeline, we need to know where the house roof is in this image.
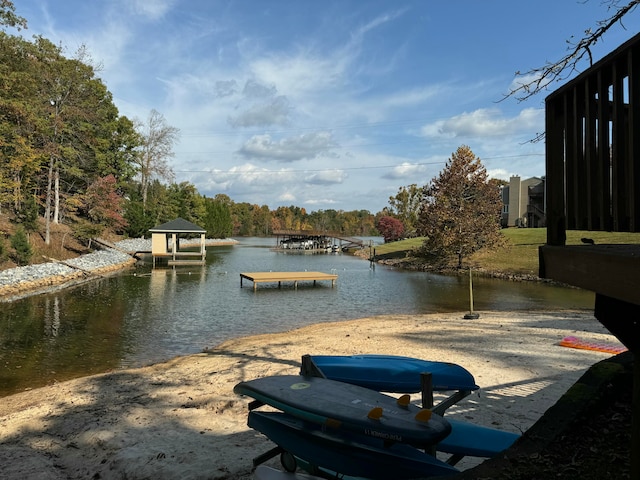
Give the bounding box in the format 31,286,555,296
149,217,206,234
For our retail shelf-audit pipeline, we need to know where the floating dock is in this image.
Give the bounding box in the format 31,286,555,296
240,271,338,291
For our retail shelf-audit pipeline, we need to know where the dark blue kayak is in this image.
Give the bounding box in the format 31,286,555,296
305,354,479,393
248,410,460,479
234,374,451,448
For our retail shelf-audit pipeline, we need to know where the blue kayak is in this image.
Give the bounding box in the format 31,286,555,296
248,410,460,479
438,418,520,457
234,374,451,448
304,354,479,393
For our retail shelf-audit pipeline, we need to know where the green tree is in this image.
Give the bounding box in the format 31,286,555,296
10,225,32,265
24,38,137,243
202,196,232,238
231,202,253,236
123,197,153,238
387,184,421,237
252,204,272,236
166,182,206,226
416,145,503,268
0,33,43,214
0,0,27,31
16,193,38,232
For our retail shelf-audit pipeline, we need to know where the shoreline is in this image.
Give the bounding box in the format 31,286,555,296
0,238,239,302
0,310,623,479
0,258,137,302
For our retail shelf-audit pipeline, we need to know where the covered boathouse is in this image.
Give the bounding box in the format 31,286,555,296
149,218,207,267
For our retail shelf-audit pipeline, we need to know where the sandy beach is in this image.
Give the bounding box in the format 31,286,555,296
0,310,623,479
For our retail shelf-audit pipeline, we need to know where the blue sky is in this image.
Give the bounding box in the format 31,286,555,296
10,1,639,213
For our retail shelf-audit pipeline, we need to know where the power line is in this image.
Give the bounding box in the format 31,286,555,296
173,154,544,175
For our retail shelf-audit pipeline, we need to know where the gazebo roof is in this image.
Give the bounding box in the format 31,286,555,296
149,217,206,234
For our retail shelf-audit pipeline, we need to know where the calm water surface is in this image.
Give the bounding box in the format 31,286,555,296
0,237,594,397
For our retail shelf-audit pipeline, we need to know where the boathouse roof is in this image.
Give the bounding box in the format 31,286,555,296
149,217,206,234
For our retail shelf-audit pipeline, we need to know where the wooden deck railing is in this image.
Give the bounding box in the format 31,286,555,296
545,31,640,245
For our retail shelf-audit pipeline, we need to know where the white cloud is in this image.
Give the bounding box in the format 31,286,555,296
238,132,336,162
279,192,296,203
305,170,347,185
304,197,338,206
486,168,513,181
420,107,544,139
382,162,429,180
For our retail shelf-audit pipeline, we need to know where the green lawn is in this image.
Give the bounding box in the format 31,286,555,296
374,228,640,276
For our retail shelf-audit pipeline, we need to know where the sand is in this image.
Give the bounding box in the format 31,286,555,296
0,310,622,480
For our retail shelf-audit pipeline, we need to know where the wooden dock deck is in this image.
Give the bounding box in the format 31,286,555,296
240,271,338,290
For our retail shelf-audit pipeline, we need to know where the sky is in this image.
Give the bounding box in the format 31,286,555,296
8,1,640,213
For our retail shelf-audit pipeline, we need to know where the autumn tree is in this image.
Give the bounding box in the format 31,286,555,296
376,215,404,243
135,109,179,207
83,174,127,232
416,145,503,269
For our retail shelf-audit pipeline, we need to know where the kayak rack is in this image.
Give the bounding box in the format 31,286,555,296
246,355,479,472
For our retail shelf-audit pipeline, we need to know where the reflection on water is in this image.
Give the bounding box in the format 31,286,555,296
0,237,594,397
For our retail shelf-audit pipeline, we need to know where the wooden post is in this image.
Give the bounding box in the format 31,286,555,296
468,268,474,313
420,372,433,409
464,268,479,319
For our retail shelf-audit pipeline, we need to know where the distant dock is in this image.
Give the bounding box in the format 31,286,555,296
273,230,366,252
240,271,338,291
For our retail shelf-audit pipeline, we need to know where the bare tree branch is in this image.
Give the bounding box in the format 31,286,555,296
504,0,639,102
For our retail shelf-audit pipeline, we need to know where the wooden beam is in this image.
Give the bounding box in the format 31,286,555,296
539,244,640,306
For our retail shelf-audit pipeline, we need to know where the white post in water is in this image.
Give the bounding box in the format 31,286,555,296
464,267,479,319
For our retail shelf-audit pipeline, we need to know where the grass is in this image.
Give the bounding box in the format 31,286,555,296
373,228,640,277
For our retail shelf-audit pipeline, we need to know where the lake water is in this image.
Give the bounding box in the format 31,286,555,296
0,237,594,397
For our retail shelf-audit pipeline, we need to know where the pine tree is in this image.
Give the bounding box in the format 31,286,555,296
417,145,504,268
10,226,32,266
